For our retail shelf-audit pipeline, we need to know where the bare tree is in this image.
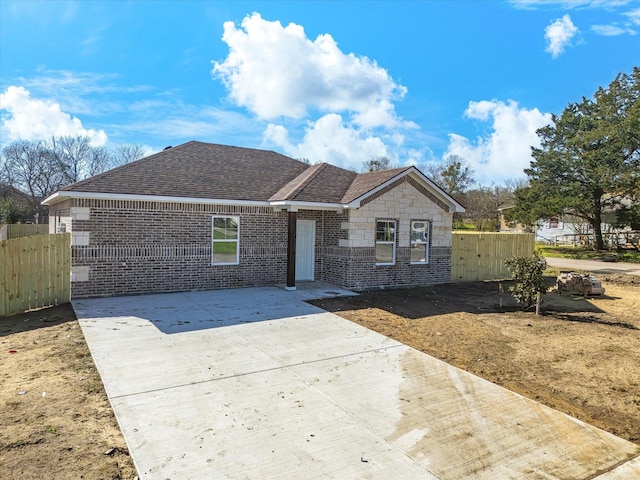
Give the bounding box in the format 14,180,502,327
48,136,94,184
112,143,146,167
464,185,514,231
90,146,113,176
1,140,64,223
362,156,393,172
1,138,148,223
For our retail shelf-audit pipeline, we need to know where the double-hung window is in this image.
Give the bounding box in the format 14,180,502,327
375,220,396,265
410,220,430,264
212,216,239,265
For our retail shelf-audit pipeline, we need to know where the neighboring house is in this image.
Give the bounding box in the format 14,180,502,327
499,206,635,245
0,183,36,223
535,215,588,244
42,141,464,298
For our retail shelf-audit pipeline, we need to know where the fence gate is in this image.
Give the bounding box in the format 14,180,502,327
1,233,71,317
451,232,535,282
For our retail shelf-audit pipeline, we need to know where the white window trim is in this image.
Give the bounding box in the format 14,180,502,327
211,216,240,266
410,220,430,265
375,219,396,266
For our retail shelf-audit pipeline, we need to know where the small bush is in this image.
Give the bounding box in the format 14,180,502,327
505,254,548,311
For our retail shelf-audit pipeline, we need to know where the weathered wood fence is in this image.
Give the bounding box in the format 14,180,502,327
1,233,71,317
451,232,535,282
0,224,49,241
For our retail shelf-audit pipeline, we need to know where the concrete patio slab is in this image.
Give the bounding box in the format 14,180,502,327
74,284,640,479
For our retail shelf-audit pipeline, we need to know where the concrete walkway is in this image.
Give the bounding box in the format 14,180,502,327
74,284,640,479
545,256,640,276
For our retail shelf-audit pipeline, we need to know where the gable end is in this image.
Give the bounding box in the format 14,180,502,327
360,175,451,212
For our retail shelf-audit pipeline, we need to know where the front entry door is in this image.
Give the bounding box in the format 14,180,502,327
296,220,315,281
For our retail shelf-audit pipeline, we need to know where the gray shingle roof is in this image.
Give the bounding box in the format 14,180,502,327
54,141,458,210
340,167,411,203
270,163,358,203
61,141,310,202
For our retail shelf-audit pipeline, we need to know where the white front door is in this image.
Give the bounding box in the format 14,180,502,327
296,220,315,281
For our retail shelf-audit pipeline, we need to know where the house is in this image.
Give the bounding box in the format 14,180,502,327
42,141,464,298
0,183,37,223
499,206,638,247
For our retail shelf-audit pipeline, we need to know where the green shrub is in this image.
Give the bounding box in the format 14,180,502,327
505,254,548,311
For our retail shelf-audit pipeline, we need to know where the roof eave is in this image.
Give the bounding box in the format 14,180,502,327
269,200,348,212
42,191,351,212
41,191,272,207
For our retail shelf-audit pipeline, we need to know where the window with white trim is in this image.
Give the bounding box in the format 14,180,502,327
410,220,430,264
212,216,239,265
375,220,396,265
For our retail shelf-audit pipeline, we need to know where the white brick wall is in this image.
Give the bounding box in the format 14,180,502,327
347,181,453,248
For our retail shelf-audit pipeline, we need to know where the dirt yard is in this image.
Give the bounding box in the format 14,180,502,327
0,304,136,480
1,274,638,479
311,273,640,445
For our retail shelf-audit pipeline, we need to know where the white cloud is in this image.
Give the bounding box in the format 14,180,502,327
0,86,107,146
545,14,579,57
212,13,407,128
626,8,640,24
263,114,393,170
591,23,637,35
444,100,552,185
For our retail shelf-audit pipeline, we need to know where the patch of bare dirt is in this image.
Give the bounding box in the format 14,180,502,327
310,275,640,444
0,304,136,480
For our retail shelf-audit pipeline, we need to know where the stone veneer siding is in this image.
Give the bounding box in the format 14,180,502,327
49,177,453,297
333,177,453,289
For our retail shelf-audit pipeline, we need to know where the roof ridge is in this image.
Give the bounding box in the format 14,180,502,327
269,163,328,201
340,167,412,204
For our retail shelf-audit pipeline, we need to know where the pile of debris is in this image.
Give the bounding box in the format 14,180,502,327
557,271,606,296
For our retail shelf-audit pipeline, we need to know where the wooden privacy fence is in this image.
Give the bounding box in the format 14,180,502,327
0,224,49,241
451,232,535,282
1,233,71,317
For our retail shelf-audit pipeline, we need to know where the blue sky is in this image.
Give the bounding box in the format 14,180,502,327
1,0,638,185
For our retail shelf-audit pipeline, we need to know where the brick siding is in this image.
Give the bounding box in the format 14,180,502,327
49,177,453,298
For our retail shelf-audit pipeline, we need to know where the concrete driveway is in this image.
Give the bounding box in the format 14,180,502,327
545,256,640,276
74,284,640,479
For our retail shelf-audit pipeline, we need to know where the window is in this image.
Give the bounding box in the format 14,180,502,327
548,217,560,229
212,216,239,265
375,220,396,265
410,220,430,264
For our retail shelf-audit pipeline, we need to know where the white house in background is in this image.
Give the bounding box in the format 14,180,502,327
535,215,588,244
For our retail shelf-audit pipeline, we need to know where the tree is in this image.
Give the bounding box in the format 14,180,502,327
49,136,94,184
1,137,148,223
510,68,640,249
112,143,146,167
421,155,475,228
362,156,392,172
1,140,64,223
424,155,474,199
464,184,514,231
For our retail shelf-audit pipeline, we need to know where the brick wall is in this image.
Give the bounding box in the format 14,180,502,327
49,176,453,297
52,199,290,297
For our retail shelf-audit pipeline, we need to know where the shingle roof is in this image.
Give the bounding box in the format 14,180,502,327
51,141,461,211
340,167,410,203
270,163,358,203
60,141,310,202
